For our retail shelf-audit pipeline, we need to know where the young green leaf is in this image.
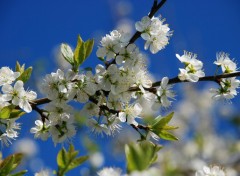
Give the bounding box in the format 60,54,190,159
158,130,178,141
125,141,161,173
151,112,174,129
61,43,74,65
0,105,15,119
0,153,25,175
66,156,89,171
74,35,84,66
10,170,28,176
17,67,33,83
84,39,94,59
9,110,26,119
57,148,68,168
15,61,25,74
0,155,15,175
56,144,88,176
78,42,86,65
10,153,24,171
149,112,178,142
73,35,94,69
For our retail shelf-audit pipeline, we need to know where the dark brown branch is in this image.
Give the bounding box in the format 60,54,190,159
32,105,48,123
129,71,240,92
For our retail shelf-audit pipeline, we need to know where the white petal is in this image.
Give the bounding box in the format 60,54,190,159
14,80,24,90
134,103,142,115
118,112,126,122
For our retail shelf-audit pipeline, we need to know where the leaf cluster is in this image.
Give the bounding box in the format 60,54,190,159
0,153,27,176
125,141,161,173
56,144,89,176
149,112,178,141
61,35,94,72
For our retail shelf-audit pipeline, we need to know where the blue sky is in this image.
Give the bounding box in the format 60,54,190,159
0,0,240,175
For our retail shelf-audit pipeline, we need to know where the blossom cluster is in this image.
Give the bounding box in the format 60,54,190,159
1,4,239,175
210,52,240,101
31,69,81,145
30,19,175,144
135,16,172,54
0,67,37,146
177,51,205,82
97,165,227,176
195,166,226,176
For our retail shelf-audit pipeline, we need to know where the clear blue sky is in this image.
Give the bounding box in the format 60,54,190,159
0,0,240,175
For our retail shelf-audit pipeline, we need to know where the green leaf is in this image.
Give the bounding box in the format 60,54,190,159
78,41,86,65
0,155,15,175
84,39,94,59
73,35,94,69
10,153,24,171
74,35,84,66
159,130,178,141
57,148,68,168
0,153,24,175
61,43,74,65
17,67,32,83
67,156,89,171
162,125,179,130
15,61,25,74
9,110,26,119
68,144,79,159
56,144,88,176
0,105,14,119
125,141,161,173
10,170,28,176
151,112,174,129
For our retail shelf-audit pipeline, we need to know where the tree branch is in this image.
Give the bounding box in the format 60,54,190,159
31,71,240,106
129,71,240,92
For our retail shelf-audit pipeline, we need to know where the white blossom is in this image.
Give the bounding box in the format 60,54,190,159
61,43,74,61
133,69,152,91
73,72,97,103
176,51,205,82
49,120,76,145
118,103,142,125
35,169,52,176
210,77,240,101
80,102,100,118
0,67,20,86
2,80,24,105
0,94,10,110
19,90,37,113
0,119,21,147
97,167,122,176
87,118,109,137
116,44,137,65
135,16,172,54
95,64,119,91
106,114,122,136
195,166,225,176
154,77,175,109
96,30,128,61
214,52,237,73
30,120,49,141
46,102,72,125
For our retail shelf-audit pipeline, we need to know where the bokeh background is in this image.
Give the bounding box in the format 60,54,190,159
0,0,240,175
